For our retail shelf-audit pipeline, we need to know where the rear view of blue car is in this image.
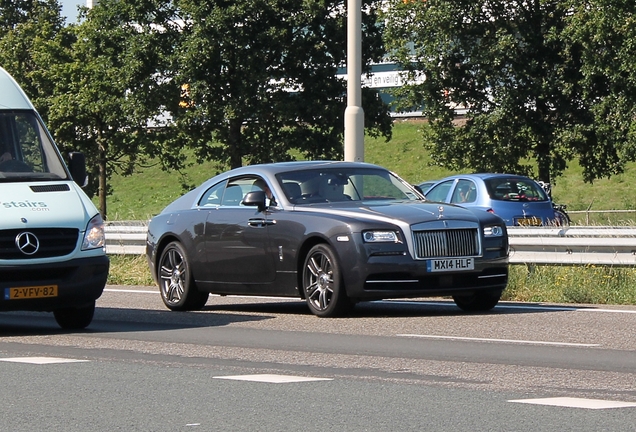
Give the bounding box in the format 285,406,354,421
425,173,558,226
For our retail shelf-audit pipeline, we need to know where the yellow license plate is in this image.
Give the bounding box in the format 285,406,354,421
516,217,541,226
5,285,58,300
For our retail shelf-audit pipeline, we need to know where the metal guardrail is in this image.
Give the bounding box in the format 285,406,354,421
105,222,636,266
507,226,636,266
105,223,147,255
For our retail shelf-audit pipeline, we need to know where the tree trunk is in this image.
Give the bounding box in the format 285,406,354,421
537,141,552,183
98,139,108,220
228,118,243,169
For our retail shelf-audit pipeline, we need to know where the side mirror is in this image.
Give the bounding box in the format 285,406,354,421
243,190,267,212
68,152,88,187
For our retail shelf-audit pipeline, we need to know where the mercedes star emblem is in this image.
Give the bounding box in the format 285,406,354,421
15,232,40,255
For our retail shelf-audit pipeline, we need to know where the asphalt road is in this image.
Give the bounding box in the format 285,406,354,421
0,285,635,431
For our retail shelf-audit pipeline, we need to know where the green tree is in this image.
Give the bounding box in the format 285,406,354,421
384,0,636,184
169,0,392,169
562,1,636,182
45,1,180,219
0,0,68,120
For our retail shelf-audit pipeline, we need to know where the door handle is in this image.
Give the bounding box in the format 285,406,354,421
248,218,276,227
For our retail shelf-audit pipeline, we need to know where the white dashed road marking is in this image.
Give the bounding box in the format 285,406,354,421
0,356,89,364
509,397,636,409
213,374,332,383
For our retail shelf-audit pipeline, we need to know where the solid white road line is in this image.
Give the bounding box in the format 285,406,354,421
509,397,636,409
103,288,636,315
0,357,89,364
397,334,600,347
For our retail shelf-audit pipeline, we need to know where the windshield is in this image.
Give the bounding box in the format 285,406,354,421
276,167,422,204
0,110,69,182
484,177,549,202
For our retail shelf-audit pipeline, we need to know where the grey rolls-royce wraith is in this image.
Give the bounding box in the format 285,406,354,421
146,161,509,317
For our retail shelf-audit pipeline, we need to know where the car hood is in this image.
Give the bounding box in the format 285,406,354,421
295,200,487,226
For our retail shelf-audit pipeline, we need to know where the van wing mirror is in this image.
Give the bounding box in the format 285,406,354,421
68,152,88,187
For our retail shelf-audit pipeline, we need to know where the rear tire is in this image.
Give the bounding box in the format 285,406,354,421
53,301,95,329
553,209,571,226
158,241,209,311
452,290,502,312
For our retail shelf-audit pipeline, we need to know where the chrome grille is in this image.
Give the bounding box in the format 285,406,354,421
413,228,479,259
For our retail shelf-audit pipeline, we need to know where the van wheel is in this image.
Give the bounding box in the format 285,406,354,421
53,301,95,329
158,241,209,311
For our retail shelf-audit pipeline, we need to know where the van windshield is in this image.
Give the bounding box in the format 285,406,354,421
0,110,69,182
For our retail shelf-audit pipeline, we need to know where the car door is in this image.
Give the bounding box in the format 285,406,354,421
203,176,277,288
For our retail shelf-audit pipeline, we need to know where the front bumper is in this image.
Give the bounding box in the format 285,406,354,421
0,255,110,312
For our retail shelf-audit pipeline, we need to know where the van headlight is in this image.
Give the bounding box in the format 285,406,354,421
82,214,106,250
483,225,504,237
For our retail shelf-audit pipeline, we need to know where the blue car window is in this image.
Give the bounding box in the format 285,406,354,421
485,178,548,202
451,180,477,204
425,180,454,202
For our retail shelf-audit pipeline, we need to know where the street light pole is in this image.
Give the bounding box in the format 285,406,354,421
344,0,364,162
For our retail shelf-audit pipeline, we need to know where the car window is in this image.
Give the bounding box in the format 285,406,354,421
451,179,477,204
485,178,548,202
425,180,454,202
221,178,255,206
276,167,419,204
220,176,279,207
198,181,226,207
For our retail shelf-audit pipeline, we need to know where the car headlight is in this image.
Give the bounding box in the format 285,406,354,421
363,230,400,243
483,225,504,237
82,214,106,250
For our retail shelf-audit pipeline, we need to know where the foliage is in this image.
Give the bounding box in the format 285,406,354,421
383,0,636,185
108,254,155,286
169,0,392,169
562,0,636,182
44,1,180,219
505,264,636,305
0,0,68,119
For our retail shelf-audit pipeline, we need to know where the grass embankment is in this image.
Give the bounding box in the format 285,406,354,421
104,120,636,305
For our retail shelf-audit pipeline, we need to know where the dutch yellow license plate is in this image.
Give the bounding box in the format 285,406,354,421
4,285,58,300
516,217,541,226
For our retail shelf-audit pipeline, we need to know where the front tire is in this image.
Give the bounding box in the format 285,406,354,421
53,301,95,329
452,290,502,312
158,241,208,311
302,244,351,317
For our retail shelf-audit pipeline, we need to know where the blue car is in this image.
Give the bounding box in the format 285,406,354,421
425,173,558,226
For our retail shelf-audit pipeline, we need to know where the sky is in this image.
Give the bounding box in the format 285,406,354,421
60,0,85,23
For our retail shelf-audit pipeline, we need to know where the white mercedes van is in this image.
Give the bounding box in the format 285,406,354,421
0,67,109,329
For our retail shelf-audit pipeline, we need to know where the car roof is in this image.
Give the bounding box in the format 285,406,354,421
435,173,536,182
221,160,385,177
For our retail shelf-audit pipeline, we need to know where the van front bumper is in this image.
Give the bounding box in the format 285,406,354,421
0,255,109,312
